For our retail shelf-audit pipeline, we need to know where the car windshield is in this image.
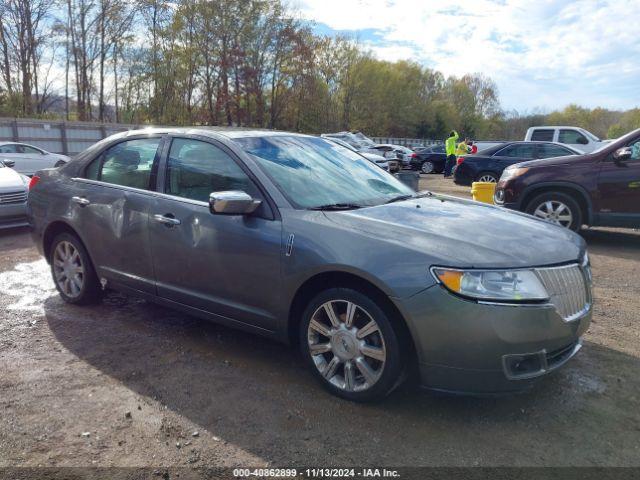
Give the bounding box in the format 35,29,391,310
235,135,414,209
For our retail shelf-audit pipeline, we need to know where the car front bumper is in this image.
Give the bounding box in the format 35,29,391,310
0,202,29,229
394,284,591,394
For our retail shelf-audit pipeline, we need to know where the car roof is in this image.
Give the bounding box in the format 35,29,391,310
111,127,312,141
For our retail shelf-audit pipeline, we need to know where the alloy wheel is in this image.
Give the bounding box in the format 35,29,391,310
533,200,573,228
421,161,434,174
478,174,497,183
52,241,85,298
307,300,386,392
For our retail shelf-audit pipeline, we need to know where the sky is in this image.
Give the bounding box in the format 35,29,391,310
294,0,640,112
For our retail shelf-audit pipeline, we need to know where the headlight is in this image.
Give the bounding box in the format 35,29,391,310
500,166,529,181
432,267,549,302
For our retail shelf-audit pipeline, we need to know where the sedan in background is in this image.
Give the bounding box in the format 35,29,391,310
324,137,390,171
0,142,70,176
0,159,30,229
371,144,414,169
409,144,446,174
454,142,581,186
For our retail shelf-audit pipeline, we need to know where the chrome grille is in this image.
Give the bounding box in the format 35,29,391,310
0,190,27,205
536,264,590,321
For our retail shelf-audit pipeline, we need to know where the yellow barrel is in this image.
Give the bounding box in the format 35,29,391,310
471,182,496,204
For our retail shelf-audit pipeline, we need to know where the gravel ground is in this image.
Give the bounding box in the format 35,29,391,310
0,174,639,470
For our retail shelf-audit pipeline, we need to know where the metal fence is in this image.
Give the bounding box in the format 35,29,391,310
0,118,144,155
371,137,442,147
0,117,451,155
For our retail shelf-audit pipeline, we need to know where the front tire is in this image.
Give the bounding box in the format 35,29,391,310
300,288,404,402
525,192,583,231
50,232,101,305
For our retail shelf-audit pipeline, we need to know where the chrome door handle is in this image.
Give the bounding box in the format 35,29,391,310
71,196,90,206
153,214,181,226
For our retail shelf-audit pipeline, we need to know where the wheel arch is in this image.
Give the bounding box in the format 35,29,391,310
287,271,418,372
42,220,91,264
520,182,593,226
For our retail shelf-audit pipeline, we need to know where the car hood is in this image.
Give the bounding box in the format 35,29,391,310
0,167,27,191
325,194,584,269
514,153,590,168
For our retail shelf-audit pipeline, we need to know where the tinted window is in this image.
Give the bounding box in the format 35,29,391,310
85,138,162,189
559,129,588,145
495,144,537,158
538,144,574,158
432,145,445,153
0,144,19,153
166,138,259,202
531,129,554,142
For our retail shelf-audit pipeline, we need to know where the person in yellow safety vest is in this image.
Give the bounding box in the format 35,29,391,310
456,138,471,156
444,130,459,177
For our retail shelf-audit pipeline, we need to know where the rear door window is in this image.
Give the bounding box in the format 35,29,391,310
85,138,162,190
22,145,44,154
531,129,554,142
559,129,588,145
538,144,575,158
495,144,537,158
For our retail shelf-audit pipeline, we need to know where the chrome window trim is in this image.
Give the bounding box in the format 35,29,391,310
71,177,209,208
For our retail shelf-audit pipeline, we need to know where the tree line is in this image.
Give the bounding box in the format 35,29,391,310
1,0,638,141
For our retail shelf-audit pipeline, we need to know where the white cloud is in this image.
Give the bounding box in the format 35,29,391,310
295,0,640,110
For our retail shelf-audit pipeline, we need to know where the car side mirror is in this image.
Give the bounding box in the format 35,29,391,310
209,190,261,215
577,137,588,145
613,147,632,162
2,159,15,168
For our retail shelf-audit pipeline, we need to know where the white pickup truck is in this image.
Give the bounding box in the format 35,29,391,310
524,126,608,153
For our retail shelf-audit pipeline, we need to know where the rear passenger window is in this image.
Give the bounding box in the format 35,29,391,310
531,129,554,142
538,144,574,158
85,138,162,190
165,138,259,202
495,144,536,158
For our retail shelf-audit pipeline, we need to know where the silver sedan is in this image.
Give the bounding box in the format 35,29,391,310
0,142,70,176
0,160,29,229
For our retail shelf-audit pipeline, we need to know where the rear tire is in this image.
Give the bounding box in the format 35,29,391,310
50,232,102,305
421,161,434,174
525,192,583,232
299,288,404,402
475,171,498,183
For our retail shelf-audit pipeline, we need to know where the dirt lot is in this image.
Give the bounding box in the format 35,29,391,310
1,175,639,470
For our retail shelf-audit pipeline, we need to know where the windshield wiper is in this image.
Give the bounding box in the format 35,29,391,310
385,194,415,204
308,203,363,211
385,191,434,204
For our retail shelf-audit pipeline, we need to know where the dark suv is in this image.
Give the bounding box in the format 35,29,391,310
495,128,640,231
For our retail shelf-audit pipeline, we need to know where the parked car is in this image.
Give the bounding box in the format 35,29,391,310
371,144,414,168
324,137,390,171
409,144,446,174
495,128,640,231
0,159,30,229
0,142,70,176
454,142,581,186
321,133,378,154
29,128,592,401
525,126,606,153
